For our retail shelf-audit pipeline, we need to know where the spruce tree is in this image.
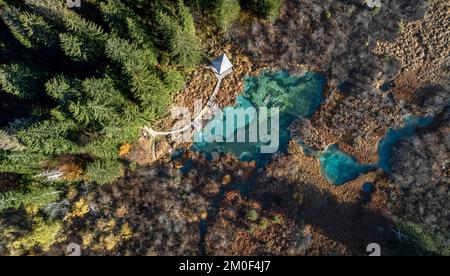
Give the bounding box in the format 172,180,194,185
216,0,241,32
18,11,58,48
0,151,45,174
17,120,79,156
85,159,124,185
0,2,58,49
24,0,69,25
59,15,106,62
100,0,135,37
68,77,125,128
23,0,106,62
105,36,174,117
105,36,157,66
157,0,202,68
100,0,154,48
162,67,185,93
0,3,33,48
45,76,81,103
0,63,44,99
0,186,60,212
248,0,282,22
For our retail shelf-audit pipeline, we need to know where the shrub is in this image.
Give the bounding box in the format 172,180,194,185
246,209,259,222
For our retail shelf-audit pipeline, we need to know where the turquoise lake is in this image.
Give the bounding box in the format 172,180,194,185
191,71,434,186
192,71,327,165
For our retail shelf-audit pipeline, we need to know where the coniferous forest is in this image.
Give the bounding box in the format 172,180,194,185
0,0,279,180
1,0,202,185
0,1,279,184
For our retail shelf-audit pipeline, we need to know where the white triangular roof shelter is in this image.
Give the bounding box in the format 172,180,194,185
211,54,233,75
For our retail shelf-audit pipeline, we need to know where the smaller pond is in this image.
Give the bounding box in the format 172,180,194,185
316,115,435,186
377,116,434,172
319,144,377,186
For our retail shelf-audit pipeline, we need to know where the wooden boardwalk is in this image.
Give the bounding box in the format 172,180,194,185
142,69,232,138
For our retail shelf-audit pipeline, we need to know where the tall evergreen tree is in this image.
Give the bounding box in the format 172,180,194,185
0,63,44,99
0,151,45,174
0,186,60,212
215,0,241,32
100,0,154,48
22,0,106,62
17,119,79,156
0,2,58,49
59,15,106,62
68,77,125,128
247,0,282,22
0,3,33,48
100,0,135,37
85,159,123,185
45,76,81,103
157,0,202,68
105,36,174,117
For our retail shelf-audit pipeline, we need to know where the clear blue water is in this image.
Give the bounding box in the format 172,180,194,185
318,115,434,185
362,182,375,193
192,71,327,166
319,144,377,186
189,70,434,186
377,116,433,172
